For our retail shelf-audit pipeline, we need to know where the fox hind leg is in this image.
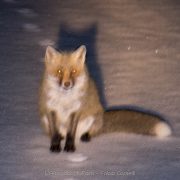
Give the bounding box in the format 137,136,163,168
79,113,103,143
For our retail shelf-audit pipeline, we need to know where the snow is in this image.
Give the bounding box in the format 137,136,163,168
38,39,55,47
67,153,88,163
3,0,16,4
16,8,37,18
0,0,180,180
127,46,131,51
23,23,41,32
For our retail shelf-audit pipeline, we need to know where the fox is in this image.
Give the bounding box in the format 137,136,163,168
39,45,172,153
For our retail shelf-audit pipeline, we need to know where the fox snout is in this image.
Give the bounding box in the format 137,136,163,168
64,81,71,88
58,72,74,90
61,80,73,90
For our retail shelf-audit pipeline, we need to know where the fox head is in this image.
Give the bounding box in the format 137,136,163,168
45,45,87,90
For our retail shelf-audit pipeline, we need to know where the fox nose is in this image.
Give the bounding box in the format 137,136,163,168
64,81,71,88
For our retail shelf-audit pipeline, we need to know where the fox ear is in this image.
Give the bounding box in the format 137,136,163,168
45,46,59,64
73,45,86,65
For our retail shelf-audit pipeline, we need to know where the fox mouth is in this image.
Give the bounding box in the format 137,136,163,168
59,83,74,91
62,86,73,91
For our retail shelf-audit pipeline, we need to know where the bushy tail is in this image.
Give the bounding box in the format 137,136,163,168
101,110,172,137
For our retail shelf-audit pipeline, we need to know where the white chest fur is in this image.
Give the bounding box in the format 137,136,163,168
46,75,86,124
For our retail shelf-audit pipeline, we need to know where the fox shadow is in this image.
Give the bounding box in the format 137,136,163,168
56,23,107,107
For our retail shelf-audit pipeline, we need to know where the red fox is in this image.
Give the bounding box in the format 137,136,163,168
39,45,172,152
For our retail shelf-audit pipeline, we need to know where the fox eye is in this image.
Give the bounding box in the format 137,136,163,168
71,69,77,74
57,69,62,75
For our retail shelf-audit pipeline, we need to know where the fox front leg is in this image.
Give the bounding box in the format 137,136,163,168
48,111,63,153
64,113,78,152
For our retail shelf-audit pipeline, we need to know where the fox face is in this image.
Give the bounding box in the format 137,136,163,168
45,46,86,90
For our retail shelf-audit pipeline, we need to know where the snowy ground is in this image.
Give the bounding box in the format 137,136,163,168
0,0,180,179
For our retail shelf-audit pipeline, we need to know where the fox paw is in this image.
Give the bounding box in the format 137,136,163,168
50,134,62,153
64,144,76,152
81,133,91,142
64,140,76,152
50,143,61,153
